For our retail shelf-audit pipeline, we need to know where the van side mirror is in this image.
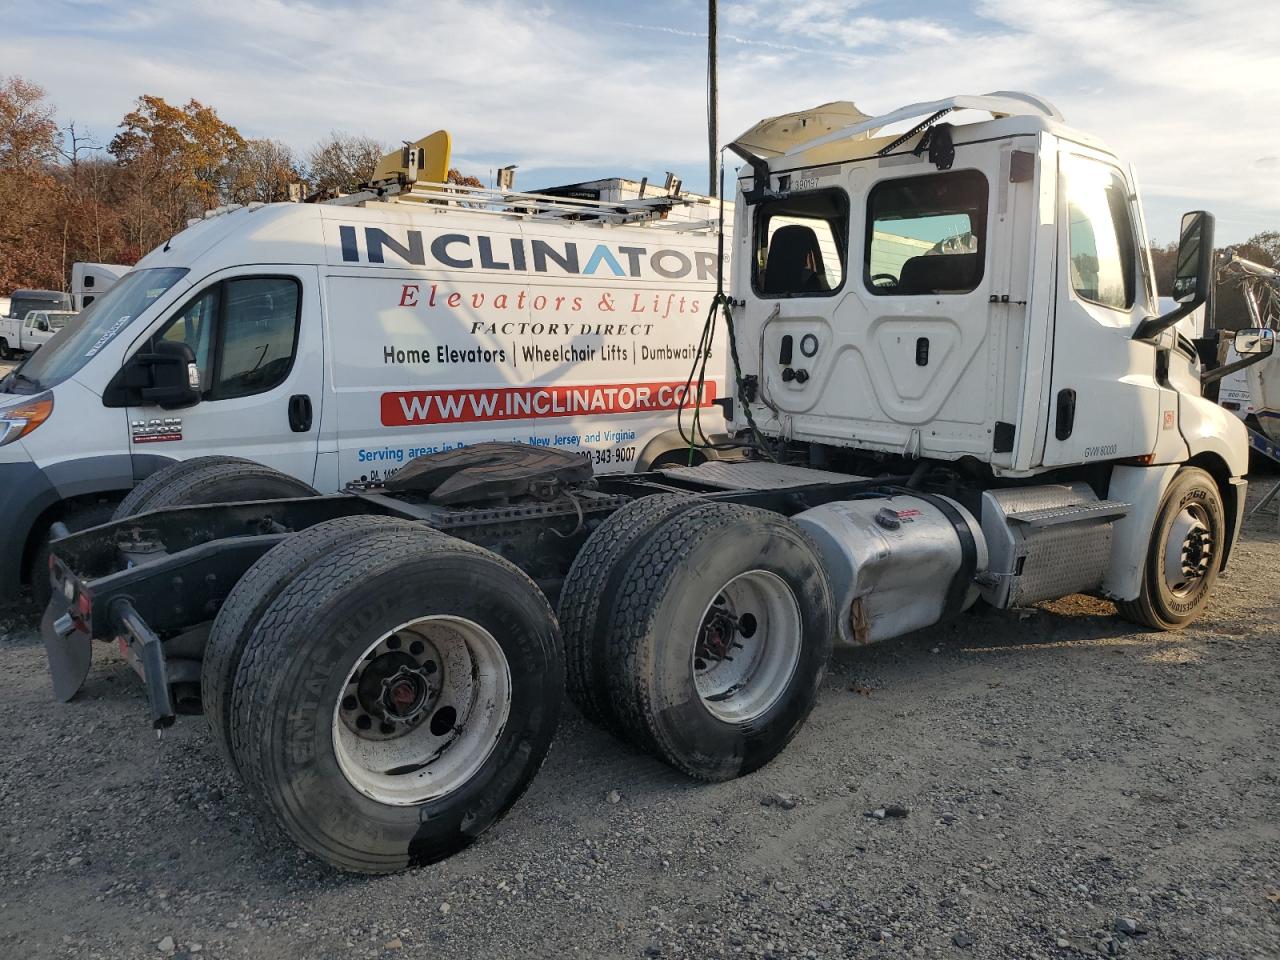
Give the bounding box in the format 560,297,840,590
1172,211,1214,304
1234,328,1275,356
1134,210,1216,341
104,340,202,409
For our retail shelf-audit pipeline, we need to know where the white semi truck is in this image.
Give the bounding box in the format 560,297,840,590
40,93,1274,874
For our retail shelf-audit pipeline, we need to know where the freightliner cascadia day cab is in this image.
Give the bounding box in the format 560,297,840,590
40,94,1274,873
71,262,130,311
0,136,730,605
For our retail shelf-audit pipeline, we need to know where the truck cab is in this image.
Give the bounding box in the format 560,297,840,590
725,93,1264,612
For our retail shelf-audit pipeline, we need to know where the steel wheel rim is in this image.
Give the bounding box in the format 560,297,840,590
1163,503,1214,597
692,570,802,723
332,615,511,806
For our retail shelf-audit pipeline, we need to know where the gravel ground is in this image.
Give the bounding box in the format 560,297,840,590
0,481,1277,960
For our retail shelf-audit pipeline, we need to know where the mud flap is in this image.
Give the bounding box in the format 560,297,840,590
41,601,91,702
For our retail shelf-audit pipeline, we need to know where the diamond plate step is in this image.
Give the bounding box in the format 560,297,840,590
1005,499,1130,528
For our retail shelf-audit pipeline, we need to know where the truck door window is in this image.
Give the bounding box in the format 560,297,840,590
864,169,987,296
213,277,300,399
1063,156,1136,310
753,189,849,297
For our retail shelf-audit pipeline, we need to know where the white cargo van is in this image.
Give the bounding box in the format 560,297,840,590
0,179,729,601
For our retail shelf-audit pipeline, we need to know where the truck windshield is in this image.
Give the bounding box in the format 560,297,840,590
9,267,188,391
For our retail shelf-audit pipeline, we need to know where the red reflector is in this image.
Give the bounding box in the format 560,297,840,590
77,591,92,617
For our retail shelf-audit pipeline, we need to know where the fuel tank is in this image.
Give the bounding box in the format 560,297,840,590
792,495,987,646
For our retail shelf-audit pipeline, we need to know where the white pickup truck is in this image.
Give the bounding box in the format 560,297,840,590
0,309,75,359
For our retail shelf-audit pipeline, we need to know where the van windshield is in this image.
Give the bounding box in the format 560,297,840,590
8,267,188,392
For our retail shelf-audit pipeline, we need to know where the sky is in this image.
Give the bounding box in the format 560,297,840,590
3,0,1278,245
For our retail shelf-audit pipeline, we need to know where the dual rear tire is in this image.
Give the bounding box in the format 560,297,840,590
126,460,835,871
119,458,563,873
223,525,563,872
559,498,835,781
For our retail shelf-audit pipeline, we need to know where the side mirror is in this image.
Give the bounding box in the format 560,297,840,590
36,320,49,332
1135,210,1216,341
1172,211,1215,304
111,340,202,409
1234,327,1276,356
1200,326,1275,388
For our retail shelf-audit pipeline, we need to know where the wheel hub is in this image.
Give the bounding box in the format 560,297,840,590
341,637,442,741
332,616,513,806
379,664,436,723
1163,506,1214,596
692,571,801,724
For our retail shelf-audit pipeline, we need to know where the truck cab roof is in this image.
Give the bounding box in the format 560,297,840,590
733,91,1115,174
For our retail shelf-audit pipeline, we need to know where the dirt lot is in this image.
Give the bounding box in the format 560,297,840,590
0,482,1277,960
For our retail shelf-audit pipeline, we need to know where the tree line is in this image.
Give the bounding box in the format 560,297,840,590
0,75,482,295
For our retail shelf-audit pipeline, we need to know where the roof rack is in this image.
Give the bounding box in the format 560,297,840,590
324,179,722,233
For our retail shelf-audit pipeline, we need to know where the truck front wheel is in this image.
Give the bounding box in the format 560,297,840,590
228,531,563,873
1116,467,1225,630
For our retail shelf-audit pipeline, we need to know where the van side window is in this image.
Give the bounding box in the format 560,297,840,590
152,287,219,390
865,170,988,295
214,278,300,399
1063,156,1136,310
753,189,849,297
144,276,300,400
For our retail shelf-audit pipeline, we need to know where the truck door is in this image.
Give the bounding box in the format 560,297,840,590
1041,148,1161,467
124,266,323,484
753,141,1037,464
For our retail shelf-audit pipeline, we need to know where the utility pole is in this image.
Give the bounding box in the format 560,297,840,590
708,0,718,198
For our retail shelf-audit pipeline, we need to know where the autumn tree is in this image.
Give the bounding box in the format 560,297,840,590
447,168,484,188
0,76,65,291
0,75,60,169
108,95,245,251
226,138,302,204
306,131,384,196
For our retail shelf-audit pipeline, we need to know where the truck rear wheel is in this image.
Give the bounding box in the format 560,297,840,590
203,515,434,774
1116,467,1225,630
113,457,317,520
604,502,834,781
228,531,563,873
558,493,699,732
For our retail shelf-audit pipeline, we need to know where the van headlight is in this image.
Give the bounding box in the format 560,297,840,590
0,392,54,447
